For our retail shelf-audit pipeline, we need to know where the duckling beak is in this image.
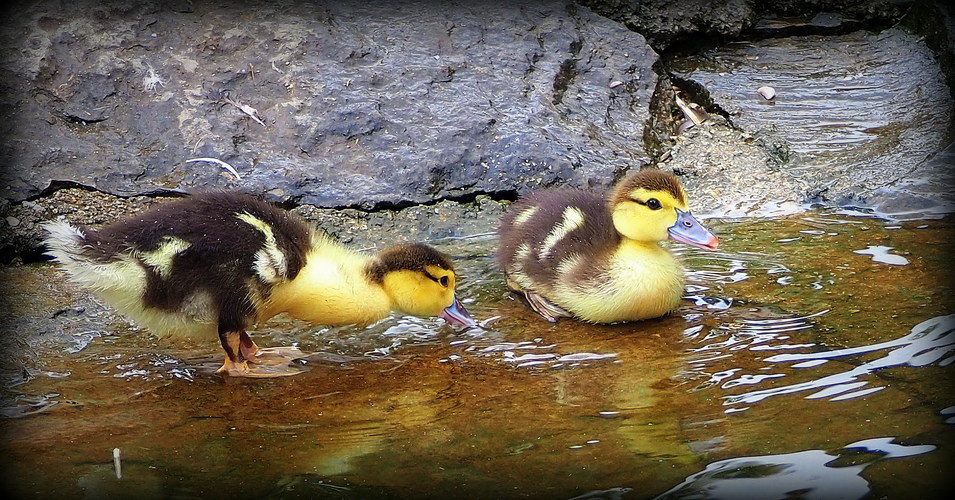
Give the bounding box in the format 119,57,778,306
668,209,719,250
439,297,478,328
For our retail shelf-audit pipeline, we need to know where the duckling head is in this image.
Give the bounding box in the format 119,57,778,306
368,244,476,327
609,169,719,250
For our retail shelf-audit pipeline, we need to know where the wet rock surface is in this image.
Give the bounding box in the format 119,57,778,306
0,0,953,262
577,0,905,51
658,117,809,217
668,27,953,214
0,0,657,207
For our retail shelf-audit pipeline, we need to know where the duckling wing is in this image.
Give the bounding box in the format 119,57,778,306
44,192,313,337
497,189,619,295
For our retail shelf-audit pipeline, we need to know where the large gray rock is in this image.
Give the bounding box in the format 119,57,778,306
577,0,758,50
0,0,658,207
578,0,907,50
668,27,952,214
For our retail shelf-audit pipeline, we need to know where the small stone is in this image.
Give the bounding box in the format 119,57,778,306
6,216,20,227
757,86,776,100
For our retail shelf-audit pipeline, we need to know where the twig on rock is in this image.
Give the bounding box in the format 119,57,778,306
185,157,243,180
222,95,266,126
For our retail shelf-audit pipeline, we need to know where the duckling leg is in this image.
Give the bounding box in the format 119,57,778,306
523,291,571,323
216,330,252,376
238,332,261,360
237,331,287,362
504,273,571,322
216,330,303,378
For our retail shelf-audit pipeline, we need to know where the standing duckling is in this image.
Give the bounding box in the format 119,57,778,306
497,169,718,323
43,191,475,377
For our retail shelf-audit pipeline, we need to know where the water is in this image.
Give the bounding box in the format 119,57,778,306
1,210,952,499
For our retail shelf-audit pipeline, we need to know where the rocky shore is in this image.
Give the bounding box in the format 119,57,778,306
1,0,952,262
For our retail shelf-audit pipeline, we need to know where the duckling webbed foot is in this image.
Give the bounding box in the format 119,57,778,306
237,333,307,365
216,357,305,378
217,330,307,377
523,291,571,323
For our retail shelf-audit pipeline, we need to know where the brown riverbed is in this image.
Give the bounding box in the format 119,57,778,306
1,211,952,499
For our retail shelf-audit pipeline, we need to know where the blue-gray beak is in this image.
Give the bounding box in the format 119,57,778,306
439,297,477,328
668,209,719,250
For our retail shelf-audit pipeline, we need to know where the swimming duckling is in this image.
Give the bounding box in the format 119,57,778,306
497,169,718,323
43,191,475,377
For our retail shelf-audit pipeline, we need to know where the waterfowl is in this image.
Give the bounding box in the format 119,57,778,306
43,191,475,377
497,169,718,323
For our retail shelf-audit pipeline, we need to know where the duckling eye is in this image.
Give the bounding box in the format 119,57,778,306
646,198,662,210
439,275,450,287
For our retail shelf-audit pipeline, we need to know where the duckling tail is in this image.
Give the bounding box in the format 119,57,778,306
42,220,89,264
41,220,138,294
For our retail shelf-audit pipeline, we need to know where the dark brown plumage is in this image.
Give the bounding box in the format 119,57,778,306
43,191,475,377
497,188,617,291
79,191,311,336
366,243,456,284
608,169,686,207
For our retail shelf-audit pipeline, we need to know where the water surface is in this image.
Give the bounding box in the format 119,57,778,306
1,210,952,499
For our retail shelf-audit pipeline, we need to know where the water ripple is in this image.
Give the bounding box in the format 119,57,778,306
656,437,936,500
459,339,619,370
853,245,910,266
721,314,955,410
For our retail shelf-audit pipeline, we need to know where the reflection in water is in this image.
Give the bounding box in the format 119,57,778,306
656,437,936,500
721,314,954,410
853,245,910,266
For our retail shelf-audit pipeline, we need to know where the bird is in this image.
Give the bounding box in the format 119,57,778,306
43,191,475,377
496,168,718,323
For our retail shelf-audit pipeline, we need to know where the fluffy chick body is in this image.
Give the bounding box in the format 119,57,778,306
44,191,470,376
497,169,716,323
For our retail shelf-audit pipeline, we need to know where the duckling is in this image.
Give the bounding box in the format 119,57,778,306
497,169,718,323
43,191,475,377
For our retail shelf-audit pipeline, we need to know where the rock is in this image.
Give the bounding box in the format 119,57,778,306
579,0,906,50
660,118,808,218
577,0,758,50
669,27,952,210
1,0,953,264
293,195,507,251
0,0,658,207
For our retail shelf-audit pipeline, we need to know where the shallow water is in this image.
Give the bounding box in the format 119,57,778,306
1,210,952,499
